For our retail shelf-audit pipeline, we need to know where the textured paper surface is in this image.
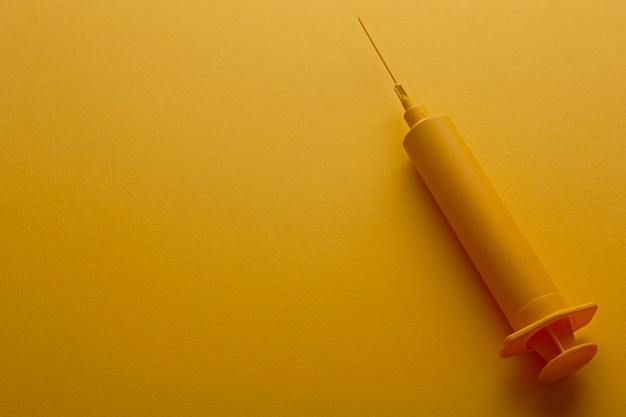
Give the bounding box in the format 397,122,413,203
2,1,625,415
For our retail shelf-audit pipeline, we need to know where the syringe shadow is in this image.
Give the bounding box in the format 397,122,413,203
502,353,586,416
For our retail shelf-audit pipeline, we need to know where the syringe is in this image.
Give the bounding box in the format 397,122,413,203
359,17,597,383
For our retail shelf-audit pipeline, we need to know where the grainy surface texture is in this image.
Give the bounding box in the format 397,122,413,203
2,1,625,415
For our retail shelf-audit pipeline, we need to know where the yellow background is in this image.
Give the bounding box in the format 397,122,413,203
2,1,625,415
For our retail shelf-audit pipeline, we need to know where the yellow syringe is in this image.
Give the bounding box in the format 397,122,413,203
359,17,597,383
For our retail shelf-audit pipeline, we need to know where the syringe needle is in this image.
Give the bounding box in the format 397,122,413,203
358,17,427,125
358,17,397,85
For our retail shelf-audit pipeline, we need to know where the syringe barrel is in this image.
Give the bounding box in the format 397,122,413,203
403,115,567,331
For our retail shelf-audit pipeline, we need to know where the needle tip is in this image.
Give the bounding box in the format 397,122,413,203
358,17,398,85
